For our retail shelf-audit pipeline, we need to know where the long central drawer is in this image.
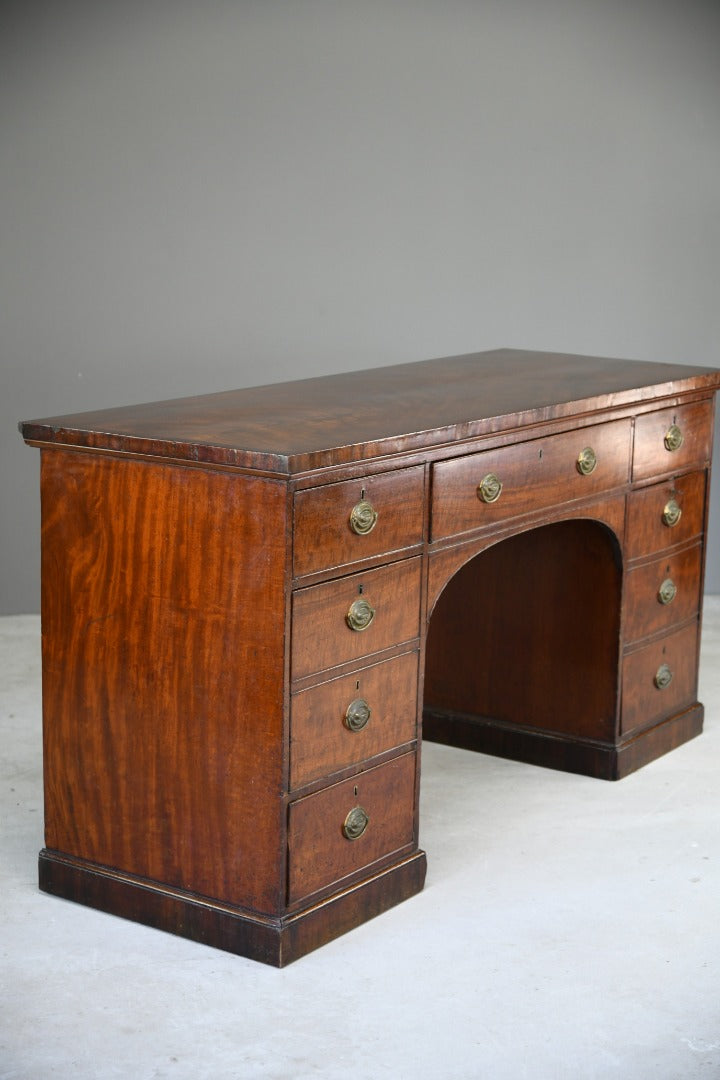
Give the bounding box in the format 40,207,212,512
431,419,632,539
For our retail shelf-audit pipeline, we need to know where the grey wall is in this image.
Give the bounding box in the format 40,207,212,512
2,0,719,613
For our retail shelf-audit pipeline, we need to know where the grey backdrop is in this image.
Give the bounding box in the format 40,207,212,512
2,0,719,613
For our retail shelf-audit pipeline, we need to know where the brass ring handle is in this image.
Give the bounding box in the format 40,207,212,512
346,597,375,632
477,473,503,504
342,805,369,840
344,697,371,732
662,498,682,528
349,499,378,536
657,578,677,605
654,663,673,690
576,447,597,476
664,425,684,452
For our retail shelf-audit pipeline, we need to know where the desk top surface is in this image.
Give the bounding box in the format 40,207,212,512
20,348,720,475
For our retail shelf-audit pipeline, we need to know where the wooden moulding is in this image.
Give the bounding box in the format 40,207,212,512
38,848,427,968
422,703,704,781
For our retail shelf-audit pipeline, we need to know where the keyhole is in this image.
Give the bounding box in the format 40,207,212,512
354,785,358,797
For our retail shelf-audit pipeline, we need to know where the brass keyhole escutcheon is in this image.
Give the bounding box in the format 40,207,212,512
576,447,597,476
657,578,677,606
662,498,682,528
344,697,371,732
346,597,375,632
342,805,369,840
477,473,503,504
664,424,684,452
654,663,673,690
349,499,378,536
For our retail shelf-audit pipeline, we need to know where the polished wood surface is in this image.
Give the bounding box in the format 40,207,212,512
287,753,416,904
623,544,702,643
625,471,706,558
291,558,422,680
425,520,622,743
293,465,425,577
632,399,714,481
21,348,720,964
290,651,419,789
40,449,288,912
431,418,631,539
20,348,720,473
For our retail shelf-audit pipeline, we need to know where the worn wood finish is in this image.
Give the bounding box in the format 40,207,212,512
430,419,631,539
290,651,419,789
21,348,720,964
293,466,425,577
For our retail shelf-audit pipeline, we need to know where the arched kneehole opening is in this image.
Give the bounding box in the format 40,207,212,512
423,519,623,766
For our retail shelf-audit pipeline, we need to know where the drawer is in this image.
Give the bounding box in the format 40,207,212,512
287,752,416,903
620,621,699,735
431,419,631,540
293,466,425,577
625,471,706,559
633,399,714,482
623,544,702,644
290,651,419,789
291,557,422,680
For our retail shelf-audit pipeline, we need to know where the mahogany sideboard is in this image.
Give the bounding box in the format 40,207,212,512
20,348,720,966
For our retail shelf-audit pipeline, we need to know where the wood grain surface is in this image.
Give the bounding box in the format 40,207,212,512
40,449,289,913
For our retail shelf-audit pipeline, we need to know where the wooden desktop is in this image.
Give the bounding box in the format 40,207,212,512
20,348,720,965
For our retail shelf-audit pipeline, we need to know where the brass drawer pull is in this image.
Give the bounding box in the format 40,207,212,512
477,472,503,504
657,578,677,605
344,697,371,732
654,663,673,690
664,424,684,452
576,447,597,475
342,805,369,840
346,597,375,632
662,498,682,528
349,499,378,536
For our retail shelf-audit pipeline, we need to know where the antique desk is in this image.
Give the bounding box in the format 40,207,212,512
21,349,720,966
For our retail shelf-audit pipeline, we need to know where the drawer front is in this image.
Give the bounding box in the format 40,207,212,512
288,752,416,903
633,400,714,482
294,466,425,577
431,419,631,540
290,651,419,789
625,471,706,560
623,544,702,645
620,622,699,735
292,558,422,680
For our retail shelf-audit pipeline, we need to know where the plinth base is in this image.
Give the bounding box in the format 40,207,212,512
423,704,704,780
38,848,427,967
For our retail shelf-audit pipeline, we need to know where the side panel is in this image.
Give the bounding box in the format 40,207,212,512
40,450,288,914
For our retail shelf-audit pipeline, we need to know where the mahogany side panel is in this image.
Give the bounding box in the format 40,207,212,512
40,449,288,914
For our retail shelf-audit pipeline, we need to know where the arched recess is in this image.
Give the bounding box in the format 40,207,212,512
423,519,623,766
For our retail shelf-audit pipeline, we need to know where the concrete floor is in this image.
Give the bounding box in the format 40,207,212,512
2,604,719,1080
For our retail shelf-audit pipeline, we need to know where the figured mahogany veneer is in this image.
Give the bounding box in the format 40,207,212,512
20,347,720,965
